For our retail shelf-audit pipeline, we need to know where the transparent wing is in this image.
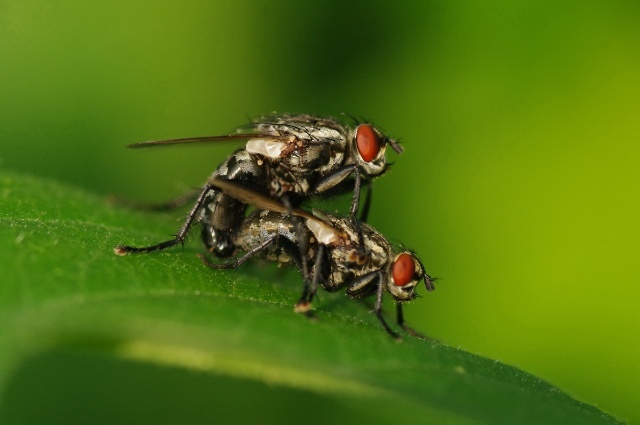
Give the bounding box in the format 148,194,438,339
207,178,344,242
126,133,266,148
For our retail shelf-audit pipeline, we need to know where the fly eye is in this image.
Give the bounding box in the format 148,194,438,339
392,253,416,287
355,124,381,163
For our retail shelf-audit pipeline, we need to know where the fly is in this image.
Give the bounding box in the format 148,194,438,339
115,114,403,258
201,178,435,339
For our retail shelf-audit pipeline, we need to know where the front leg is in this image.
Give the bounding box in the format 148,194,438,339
396,303,428,339
313,164,357,195
313,165,369,249
345,271,380,298
359,182,372,223
312,165,369,222
345,272,400,339
373,275,400,339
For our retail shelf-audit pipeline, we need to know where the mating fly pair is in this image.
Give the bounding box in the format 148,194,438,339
114,114,434,338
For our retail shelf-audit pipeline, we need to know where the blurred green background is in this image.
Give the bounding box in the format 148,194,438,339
1,0,638,423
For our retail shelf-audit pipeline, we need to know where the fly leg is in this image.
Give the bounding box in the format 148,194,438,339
280,196,315,313
359,181,372,222
349,167,368,249
198,235,278,269
312,165,369,250
294,244,324,314
316,165,369,249
314,164,366,219
396,303,428,340
114,185,213,255
374,278,400,339
349,271,400,339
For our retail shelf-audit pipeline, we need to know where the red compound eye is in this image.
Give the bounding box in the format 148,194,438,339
356,124,380,163
392,253,416,287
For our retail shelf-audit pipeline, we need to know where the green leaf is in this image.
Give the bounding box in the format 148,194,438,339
0,171,620,425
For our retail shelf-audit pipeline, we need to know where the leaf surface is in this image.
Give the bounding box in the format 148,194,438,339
0,171,621,425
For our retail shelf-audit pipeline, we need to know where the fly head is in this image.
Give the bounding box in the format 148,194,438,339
351,124,401,177
386,252,435,301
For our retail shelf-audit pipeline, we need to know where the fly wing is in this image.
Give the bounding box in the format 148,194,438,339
242,114,346,147
207,178,344,244
207,178,314,220
126,133,266,148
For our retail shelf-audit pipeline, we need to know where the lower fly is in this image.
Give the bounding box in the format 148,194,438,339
199,178,435,339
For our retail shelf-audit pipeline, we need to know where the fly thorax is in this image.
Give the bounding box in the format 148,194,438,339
345,248,370,268
267,168,311,198
322,248,356,292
